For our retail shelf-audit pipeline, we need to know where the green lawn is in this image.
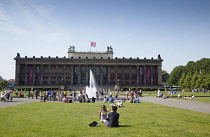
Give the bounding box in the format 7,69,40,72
140,91,210,103
0,102,210,137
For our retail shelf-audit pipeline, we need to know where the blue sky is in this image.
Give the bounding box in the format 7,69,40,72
0,0,210,80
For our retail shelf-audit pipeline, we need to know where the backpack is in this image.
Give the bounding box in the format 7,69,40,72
89,121,99,127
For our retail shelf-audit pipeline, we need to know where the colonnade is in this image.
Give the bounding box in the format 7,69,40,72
16,64,162,86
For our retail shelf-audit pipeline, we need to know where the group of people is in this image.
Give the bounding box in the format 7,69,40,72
27,90,39,99
26,89,143,106
99,105,120,127
129,90,141,103
39,90,78,102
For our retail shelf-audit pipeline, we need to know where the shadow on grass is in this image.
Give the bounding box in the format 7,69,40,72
119,125,133,127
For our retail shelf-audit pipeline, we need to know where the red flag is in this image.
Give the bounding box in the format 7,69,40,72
91,41,96,47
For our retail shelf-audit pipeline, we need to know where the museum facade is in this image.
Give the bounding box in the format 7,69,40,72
14,46,163,90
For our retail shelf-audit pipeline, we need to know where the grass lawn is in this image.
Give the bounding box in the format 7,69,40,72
0,102,210,137
140,91,210,103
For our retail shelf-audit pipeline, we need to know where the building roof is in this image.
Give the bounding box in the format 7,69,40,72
8,79,15,82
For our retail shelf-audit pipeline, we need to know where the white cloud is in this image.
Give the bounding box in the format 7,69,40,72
0,1,27,34
0,3,13,23
29,0,55,20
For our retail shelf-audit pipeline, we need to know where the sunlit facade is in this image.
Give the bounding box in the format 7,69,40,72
14,47,163,90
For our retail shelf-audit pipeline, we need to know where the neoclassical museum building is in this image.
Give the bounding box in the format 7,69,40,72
14,46,163,90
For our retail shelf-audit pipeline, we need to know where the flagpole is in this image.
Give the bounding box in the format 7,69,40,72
90,41,91,52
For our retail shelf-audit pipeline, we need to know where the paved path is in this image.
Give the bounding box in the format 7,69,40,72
1,97,210,114
140,97,210,114
0,98,40,108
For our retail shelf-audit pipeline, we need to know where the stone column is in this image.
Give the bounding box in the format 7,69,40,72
32,65,36,85
100,65,103,85
122,65,125,85
15,63,20,85
78,65,81,85
107,65,110,85
151,65,154,85
115,65,118,83
55,65,58,85
24,64,28,85
85,65,89,85
143,65,146,85
129,65,132,84
48,65,51,85
40,65,43,85
136,65,140,85
63,65,66,85
71,65,74,85
158,65,162,85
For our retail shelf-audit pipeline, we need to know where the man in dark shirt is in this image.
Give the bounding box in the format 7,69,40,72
106,106,120,127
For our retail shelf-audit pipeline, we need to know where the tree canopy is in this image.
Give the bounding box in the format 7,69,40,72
168,58,210,89
0,80,8,90
162,70,169,82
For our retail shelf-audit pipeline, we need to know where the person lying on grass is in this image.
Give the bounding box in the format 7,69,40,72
110,100,123,107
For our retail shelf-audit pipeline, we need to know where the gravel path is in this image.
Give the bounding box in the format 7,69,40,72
0,98,40,108
140,97,210,114
1,97,210,114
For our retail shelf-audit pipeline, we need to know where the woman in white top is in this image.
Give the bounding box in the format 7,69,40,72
99,105,109,122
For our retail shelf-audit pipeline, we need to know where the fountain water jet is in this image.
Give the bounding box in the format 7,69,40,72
86,70,97,98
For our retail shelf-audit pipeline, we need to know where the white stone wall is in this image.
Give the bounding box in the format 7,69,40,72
68,52,113,59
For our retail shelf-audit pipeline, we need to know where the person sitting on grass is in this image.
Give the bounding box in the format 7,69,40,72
134,97,140,103
92,97,95,103
162,93,167,99
103,96,109,103
109,95,114,103
62,98,67,103
103,106,120,127
19,92,24,98
40,94,47,102
67,97,73,103
86,98,90,103
99,105,109,122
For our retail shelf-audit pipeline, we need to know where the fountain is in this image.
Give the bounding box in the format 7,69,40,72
86,70,97,98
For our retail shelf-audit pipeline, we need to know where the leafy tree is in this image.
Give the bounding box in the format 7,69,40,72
182,73,192,89
190,73,198,89
162,70,169,82
167,66,184,86
0,80,8,90
184,61,195,74
178,73,186,88
204,74,210,89
195,73,205,89
169,58,210,90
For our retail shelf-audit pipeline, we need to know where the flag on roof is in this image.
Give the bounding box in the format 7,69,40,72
91,41,96,47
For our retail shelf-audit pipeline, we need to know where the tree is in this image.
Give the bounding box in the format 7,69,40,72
178,73,186,88
184,61,195,74
182,73,192,89
0,80,8,90
162,70,169,82
190,73,199,89
167,66,184,86
204,74,210,89
195,73,205,89
169,58,210,89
